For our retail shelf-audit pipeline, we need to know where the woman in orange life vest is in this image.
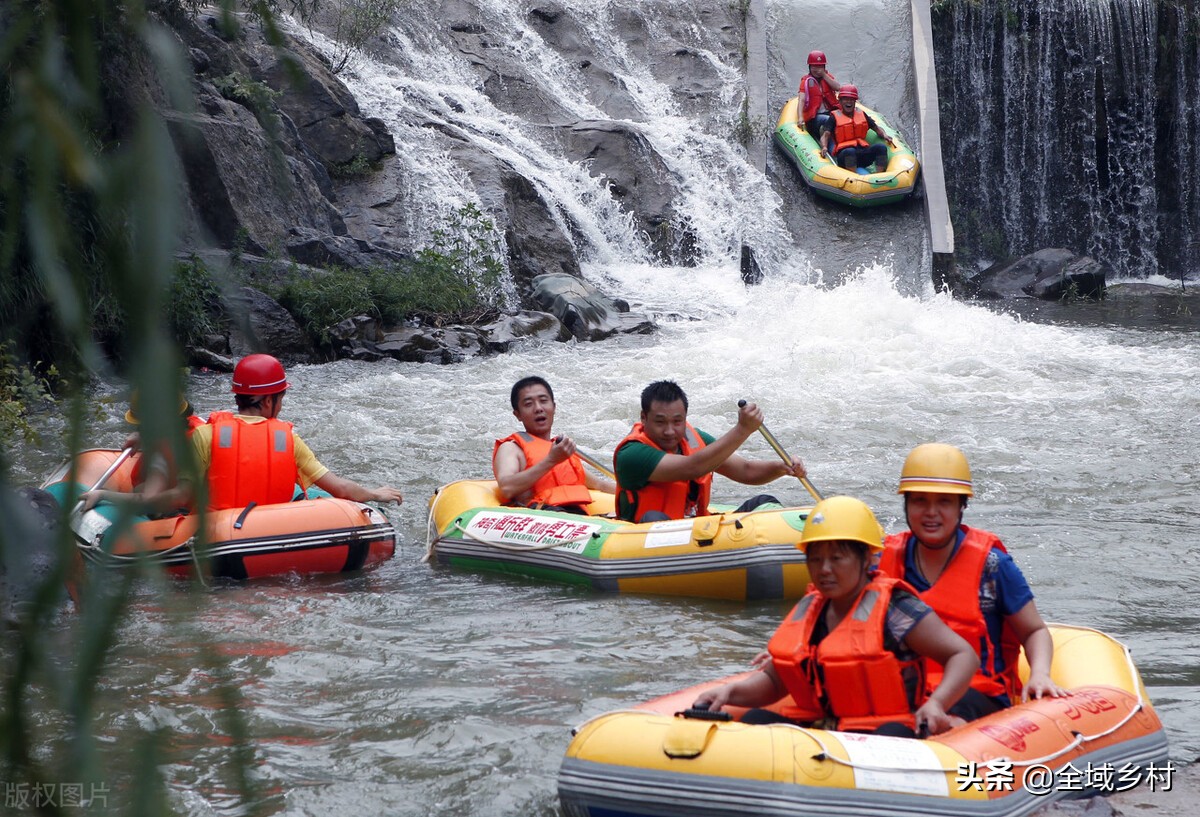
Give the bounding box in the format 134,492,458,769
818,84,895,174
184,354,404,510
692,496,978,738
799,50,840,139
79,389,205,516
877,444,1067,724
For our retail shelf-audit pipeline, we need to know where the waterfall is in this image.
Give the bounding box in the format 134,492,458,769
934,0,1200,281
296,0,801,292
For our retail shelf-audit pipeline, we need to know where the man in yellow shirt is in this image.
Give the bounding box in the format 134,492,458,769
186,354,403,509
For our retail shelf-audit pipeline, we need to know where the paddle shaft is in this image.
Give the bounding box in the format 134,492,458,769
554,436,615,481
73,446,135,513
737,400,823,502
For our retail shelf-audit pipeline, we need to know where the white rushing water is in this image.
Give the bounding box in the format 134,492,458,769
50,264,1195,816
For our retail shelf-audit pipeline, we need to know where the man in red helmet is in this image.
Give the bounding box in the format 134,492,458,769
799,50,841,139
184,354,404,509
819,84,895,174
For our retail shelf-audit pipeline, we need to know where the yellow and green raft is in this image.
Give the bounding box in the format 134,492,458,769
774,96,920,207
426,480,812,601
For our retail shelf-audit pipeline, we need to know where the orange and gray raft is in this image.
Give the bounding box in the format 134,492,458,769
559,625,1169,817
427,479,812,601
43,449,396,579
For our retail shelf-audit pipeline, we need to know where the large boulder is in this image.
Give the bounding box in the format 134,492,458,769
531,273,655,340
224,286,313,361
0,488,68,625
479,310,572,352
968,249,1108,301
374,326,486,364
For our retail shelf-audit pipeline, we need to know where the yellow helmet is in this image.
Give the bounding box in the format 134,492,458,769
897,443,974,496
799,496,884,552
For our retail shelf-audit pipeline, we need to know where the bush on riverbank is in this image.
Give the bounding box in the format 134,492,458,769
273,202,506,347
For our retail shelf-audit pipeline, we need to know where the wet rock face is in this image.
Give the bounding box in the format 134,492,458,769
144,1,750,361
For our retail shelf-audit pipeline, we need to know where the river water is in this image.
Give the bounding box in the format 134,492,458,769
16,265,1196,815
10,0,1200,813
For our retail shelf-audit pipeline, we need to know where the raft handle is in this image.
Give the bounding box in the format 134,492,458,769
233,502,257,530
676,707,732,722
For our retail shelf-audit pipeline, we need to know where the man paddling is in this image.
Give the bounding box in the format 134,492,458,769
613,381,806,523
493,376,615,514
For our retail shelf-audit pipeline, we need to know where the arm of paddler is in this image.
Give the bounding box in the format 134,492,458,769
647,403,762,484
1007,600,1067,700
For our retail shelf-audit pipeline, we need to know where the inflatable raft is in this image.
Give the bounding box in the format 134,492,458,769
44,449,397,579
774,96,920,207
426,480,811,601
559,625,1169,817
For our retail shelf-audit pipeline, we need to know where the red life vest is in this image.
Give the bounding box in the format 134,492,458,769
831,108,870,153
130,414,207,487
613,422,712,522
205,411,298,510
768,576,925,732
800,73,839,122
879,527,1022,701
492,432,592,508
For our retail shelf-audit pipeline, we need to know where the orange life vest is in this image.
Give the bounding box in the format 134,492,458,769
800,72,839,121
130,414,207,487
879,527,1022,701
613,422,712,522
492,432,592,508
768,576,925,732
831,108,870,153
205,411,298,510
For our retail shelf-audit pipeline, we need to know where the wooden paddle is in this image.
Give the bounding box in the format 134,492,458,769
737,400,823,502
554,436,615,481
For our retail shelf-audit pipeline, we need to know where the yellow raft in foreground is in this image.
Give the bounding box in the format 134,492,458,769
559,626,1169,817
426,480,812,600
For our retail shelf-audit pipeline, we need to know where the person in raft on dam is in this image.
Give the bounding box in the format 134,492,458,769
612,380,806,523
877,444,1068,724
693,496,978,737
800,49,840,139
819,84,894,174
181,354,404,510
492,376,615,514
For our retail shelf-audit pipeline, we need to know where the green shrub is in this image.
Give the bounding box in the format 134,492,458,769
167,256,223,347
328,154,376,179
0,342,55,450
276,202,507,345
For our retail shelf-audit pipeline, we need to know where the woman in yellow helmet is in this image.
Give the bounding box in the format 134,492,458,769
877,444,1067,724
693,496,977,737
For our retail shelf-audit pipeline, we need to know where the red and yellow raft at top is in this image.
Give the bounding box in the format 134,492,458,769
43,449,396,580
559,625,1169,817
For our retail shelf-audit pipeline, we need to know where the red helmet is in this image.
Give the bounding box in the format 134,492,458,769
838,84,859,101
807,50,827,66
231,354,290,396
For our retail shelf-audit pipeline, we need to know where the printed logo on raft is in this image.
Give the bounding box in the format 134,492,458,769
978,716,1040,752
465,512,601,553
1060,688,1118,720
